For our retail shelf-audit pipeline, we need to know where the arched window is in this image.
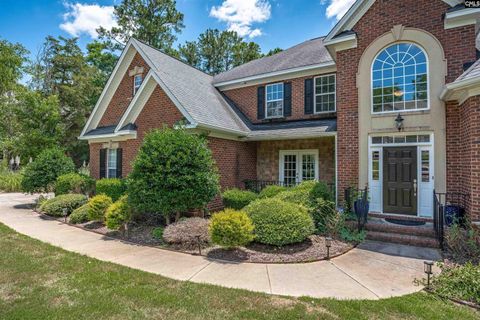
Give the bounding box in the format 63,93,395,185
372,43,428,113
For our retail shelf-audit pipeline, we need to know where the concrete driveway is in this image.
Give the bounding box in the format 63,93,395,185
0,192,441,300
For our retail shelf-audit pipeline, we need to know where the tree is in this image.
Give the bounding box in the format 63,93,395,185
97,0,184,51
29,36,104,164
191,29,262,74
21,147,75,193
128,128,220,224
0,38,28,95
14,90,62,159
265,47,283,57
86,41,118,85
178,41,200,68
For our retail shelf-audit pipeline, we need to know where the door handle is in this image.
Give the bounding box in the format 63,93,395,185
413,179,417,197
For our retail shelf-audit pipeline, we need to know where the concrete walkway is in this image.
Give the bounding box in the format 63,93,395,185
0,193,441,300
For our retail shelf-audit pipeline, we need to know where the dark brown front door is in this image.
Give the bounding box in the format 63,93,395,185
383,147,417,215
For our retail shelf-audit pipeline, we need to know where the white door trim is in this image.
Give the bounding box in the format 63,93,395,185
279,149,319,185
368,133,434,217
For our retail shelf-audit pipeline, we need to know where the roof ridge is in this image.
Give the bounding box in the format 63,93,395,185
131,38,212,77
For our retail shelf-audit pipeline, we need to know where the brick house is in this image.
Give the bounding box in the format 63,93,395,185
80,0,480,223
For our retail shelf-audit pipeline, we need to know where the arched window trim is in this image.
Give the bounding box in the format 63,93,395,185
370,42,430,114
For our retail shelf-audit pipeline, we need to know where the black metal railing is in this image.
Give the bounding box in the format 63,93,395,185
243,179,335,197
344,186,369,230
433,190,468,250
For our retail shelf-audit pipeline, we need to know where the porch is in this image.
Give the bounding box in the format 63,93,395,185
244,136,336,193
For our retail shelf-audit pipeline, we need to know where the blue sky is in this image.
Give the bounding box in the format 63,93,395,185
0,0,354,58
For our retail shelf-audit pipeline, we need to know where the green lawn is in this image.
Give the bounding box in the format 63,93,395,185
0,223,477,320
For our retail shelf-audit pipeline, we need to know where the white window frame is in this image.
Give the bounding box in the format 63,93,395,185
370,42,430,115
265,82,284,119
313,74,336,113
133,74,143,95
107,149,117,178
278,150,319,185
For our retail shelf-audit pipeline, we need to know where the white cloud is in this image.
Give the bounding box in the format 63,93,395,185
210,0,271,38
322,0,356,21
60,3,118,38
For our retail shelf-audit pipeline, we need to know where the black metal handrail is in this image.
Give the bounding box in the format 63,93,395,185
433,190,468,250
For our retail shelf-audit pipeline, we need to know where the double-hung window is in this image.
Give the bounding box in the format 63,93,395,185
133,74,143,95
265,83,284,118
107,149,117,178
314,74,336,113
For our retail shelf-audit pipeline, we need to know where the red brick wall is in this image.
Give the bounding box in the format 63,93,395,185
98,52,151,127
222,74,336,123
90,83,257,212
446,97,480,221
335,0,477,200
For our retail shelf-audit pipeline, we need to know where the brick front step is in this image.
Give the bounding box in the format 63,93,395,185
365,220,436,238
366,231,440,248
368,213,433,223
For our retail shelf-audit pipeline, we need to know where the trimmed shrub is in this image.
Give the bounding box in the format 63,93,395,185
105,196,132,230
445,222,480,264
244,198,314,246
87,194,113,221
258,185,288,199
21,147,75,193
128,128,219,223
69,204,89,224
39,194,87,217
222,188,258,210
163,217,210,247
209,209,255,248
96,178,126,202
310,181,334,202
55,173,95,196
275,188,311,208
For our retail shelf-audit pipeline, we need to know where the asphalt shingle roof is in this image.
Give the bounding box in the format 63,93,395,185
133,39,250,134
454,59,480,83
212,37,333,84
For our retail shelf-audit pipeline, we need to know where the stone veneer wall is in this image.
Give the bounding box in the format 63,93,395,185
256,137,335,184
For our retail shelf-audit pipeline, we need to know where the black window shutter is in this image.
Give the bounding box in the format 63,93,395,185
257,86,265,119
99,149,106,179
116,148,123,178
284,82,292,117
304,78,314,114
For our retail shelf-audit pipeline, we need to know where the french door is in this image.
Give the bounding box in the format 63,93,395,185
279,150,319,186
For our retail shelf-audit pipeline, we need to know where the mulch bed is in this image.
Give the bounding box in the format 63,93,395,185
45,214,355,264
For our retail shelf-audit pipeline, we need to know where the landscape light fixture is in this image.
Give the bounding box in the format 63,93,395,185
325,237,332,260
424,261,434,289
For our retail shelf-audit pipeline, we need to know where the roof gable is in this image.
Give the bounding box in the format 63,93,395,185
325,0,464,42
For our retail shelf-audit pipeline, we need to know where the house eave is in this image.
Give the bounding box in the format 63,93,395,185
78,130,137,142
213,62,336,89
444,7,480,29
441,76,480,104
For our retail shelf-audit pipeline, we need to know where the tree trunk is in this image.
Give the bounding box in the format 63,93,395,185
175,211,181,223
165,215,171,225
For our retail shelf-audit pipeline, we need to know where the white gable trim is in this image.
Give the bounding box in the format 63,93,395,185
80,39,137,137
115,71,197,132
325,0,465,42
444,7,480,29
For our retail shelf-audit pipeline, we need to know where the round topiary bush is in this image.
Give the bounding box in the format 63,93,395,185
69,204,89,224
22,147,75,193
244,198,314,246
163,217,210,247
105,196,132,230
258,185,288,199
275,188,311,207
209,209,255,248
87,194,113,221
96,178,126,202
55,173,95,196
310,198,339,235
39,194,87,217
222,188,258,210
